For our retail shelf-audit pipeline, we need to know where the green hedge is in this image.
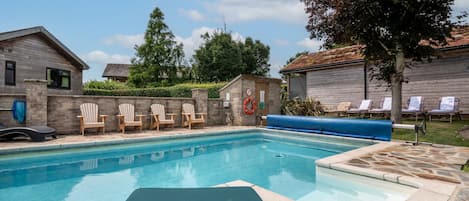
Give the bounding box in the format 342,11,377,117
83,82,226,98
83,80,129,90
84,88,171,97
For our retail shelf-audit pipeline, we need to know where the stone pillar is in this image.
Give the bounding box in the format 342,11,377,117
24,79,48,126
191,88,208,114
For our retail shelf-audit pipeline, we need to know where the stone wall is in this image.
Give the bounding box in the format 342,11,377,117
24,79,48,126
207,99,225,126
219,75,282,126
219,78,242,125
47,95,201,133
0,80,226,134
0,94,26,127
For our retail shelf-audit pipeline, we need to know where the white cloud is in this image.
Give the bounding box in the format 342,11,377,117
179,9,205,21
454,0,469,9
269,61,284,78
103,34,144,49
274,39,290,46
175,26,244,58
81,50,131,64
297,38,322,51
208,0,307,24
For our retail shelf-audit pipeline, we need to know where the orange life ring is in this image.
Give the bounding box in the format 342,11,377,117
243,97,256,115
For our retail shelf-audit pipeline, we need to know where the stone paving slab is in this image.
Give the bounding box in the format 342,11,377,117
0,126,255,151
345,143,469,201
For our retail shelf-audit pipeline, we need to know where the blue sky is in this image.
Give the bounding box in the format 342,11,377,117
1,0,468,81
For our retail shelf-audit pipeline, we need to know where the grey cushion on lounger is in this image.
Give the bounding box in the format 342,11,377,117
0,126,56,142
126,187,263,201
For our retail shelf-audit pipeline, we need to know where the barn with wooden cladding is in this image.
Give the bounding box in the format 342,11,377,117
0,26,89,95
280,27,469,114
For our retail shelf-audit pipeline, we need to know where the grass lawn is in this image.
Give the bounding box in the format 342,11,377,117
393,119,469,147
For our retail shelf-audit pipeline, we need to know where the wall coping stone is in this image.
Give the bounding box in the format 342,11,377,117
48,95,195,100
1,94,222,101
23,79,48,83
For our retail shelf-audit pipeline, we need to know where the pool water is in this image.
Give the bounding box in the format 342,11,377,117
0,131,415,201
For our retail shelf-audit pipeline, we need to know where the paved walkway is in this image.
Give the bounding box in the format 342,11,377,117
346,144,469,201
0,126,255,149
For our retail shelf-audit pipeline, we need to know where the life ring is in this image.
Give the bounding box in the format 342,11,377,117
243,97,256,115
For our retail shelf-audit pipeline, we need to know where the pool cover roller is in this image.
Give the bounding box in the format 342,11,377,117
266,115,392,141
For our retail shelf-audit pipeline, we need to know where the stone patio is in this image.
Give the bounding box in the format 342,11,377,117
346,144,469,201
0,126,255,150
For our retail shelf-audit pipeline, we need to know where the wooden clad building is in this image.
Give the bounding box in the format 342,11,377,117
0,26,89,95
281,27,469,114
102,63,131,82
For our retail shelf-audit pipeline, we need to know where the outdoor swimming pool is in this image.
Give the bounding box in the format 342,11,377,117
0,130,416,201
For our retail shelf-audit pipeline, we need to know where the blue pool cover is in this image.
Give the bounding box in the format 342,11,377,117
266,115,392,141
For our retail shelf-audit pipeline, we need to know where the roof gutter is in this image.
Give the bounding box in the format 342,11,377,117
438,44,469,51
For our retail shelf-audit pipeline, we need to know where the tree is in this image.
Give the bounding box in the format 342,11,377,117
194,32,243,82
282,51,309,80
302,0,466,123
129,7,185,87
239,37,271,76
285,51,308,65
193,31,271,82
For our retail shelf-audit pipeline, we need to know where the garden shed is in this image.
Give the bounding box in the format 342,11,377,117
219,74,282,126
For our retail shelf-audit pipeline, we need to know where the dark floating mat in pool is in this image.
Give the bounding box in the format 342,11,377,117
126,187,263,201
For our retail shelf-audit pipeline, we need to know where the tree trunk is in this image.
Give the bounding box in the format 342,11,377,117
391,44,405,123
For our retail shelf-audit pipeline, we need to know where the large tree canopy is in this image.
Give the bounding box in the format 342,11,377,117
193,32,271,82
302,0,466,123
129,7,185,87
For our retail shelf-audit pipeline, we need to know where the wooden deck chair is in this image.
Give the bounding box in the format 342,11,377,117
77,103,107,135
369,97,392,118
428,96,462,123
402,96,424,121
117,104,145,134
347,100,372,117
182,103,206,129
324,102,351,117
150,104,175,131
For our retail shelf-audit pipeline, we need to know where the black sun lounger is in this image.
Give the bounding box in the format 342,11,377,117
0,125,56,142
126,187,263,201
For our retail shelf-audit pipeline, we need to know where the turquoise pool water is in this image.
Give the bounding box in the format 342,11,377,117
0,130,414,201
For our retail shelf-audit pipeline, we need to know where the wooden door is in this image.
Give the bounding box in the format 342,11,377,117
255,82,269,116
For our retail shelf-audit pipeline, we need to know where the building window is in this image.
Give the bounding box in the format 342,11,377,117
5,61,16,86
47,68,71,89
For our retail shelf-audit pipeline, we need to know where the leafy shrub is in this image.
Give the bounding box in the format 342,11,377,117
282,97,324,116
84,80,130,90
83,82,226,98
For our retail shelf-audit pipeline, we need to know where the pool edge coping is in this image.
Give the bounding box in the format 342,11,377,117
0,128,261,154
0,127,378,155
315,142,459,201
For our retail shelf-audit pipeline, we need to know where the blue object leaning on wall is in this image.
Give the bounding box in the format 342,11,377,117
12,99,26,124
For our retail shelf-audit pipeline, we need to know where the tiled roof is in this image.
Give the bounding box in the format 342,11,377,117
102,63,131,78
281,27,469,73
443,26,469,48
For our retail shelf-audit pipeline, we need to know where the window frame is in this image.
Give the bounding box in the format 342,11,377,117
5,60,16,86
46,67,71,90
